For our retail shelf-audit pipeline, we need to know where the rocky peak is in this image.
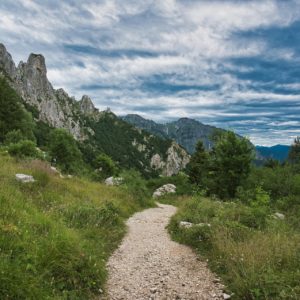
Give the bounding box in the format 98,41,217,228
80,95,97,115
55,88,70,101
0,43,16,78
16,52,54,104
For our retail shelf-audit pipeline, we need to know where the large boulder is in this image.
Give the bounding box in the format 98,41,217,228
15,173,35,183
152,184,176,198
105,177,123,186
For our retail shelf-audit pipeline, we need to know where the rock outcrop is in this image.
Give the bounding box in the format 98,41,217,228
0,43,86,140
153,184,176,198
0,43,16,77
79,95,98,115
151,142,190,176
164,142,190,176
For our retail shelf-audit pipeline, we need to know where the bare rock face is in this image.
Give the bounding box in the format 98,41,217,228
0,45,85,140
164,142,190,176
80,95,97,115
16,54,54,104
0,43,17,78
151,142,190,176
150,153,165,170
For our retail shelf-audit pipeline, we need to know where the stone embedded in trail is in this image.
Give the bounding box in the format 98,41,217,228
15,174,35,183
152,184,176,198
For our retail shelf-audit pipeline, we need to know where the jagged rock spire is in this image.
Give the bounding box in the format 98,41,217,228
80,95,97,115
0,43,17,78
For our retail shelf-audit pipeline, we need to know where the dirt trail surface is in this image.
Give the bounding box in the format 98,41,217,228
104,203,225,300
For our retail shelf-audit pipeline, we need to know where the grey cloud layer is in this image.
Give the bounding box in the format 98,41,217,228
1,0,300,145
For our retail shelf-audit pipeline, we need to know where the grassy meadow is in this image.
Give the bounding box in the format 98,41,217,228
167,196,300,300
0,151,154,299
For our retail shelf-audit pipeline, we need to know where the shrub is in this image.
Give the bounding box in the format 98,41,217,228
48,129,83,174
186,141,209,187
4,129,26,145
8,140,39,158
94,153,118,180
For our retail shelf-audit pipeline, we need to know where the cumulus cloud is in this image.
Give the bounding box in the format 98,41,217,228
1,0,300,145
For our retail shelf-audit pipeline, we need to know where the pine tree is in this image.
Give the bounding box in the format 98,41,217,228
209,131,253,199
187,140,209,187
49,129,83,173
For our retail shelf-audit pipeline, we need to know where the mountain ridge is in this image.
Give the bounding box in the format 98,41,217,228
0,43,190,176
122,114,225,154
255,144,290,162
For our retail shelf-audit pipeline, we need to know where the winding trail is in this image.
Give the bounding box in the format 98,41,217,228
104,203,224,300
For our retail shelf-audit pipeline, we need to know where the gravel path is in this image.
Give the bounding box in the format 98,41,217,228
104,203,225,300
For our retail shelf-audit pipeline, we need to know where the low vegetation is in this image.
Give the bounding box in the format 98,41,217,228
166,135,300,300
169,196,300,299
0,152,154,299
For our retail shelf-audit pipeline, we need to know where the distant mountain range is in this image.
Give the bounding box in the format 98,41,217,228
123,114,291,162
122,114,225,154
255,145,290,162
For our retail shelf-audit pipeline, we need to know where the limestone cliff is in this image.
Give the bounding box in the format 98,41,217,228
151,142,190,176
0,43,190,176
0,44,86,139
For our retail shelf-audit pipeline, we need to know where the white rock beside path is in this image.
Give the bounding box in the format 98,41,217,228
15,174,35,183
153,184,176,198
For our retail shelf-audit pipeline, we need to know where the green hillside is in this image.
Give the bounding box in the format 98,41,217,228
0,152,154,299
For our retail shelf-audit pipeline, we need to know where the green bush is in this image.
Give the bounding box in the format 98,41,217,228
94,153,118,180
8,140,39,158
4,129,26,145
49,129,84,174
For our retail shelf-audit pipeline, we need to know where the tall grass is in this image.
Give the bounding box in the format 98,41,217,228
169,197,300,300
0,152,154,299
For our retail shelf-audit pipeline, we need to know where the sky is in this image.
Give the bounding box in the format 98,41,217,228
1,0,300,146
